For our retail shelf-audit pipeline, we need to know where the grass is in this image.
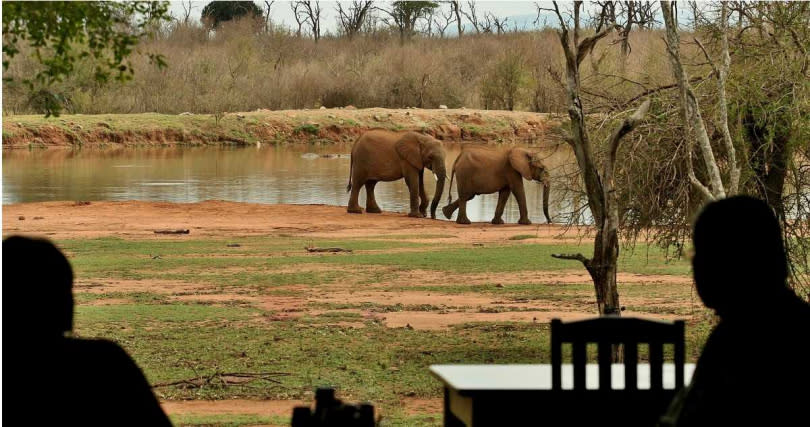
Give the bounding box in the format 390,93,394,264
51,234,706,425
508,234,536,240
294,124,320,135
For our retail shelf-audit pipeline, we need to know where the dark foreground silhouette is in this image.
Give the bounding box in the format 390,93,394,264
2,236,172,426
671,196,810,426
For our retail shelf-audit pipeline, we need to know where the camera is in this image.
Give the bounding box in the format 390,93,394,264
291,388,375,427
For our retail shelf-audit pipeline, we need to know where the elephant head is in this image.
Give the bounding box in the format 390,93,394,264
509,148,552,223
395,133,447,218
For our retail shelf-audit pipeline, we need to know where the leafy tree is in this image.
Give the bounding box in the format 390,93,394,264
201,1,262,28
481,51,529,111
2,1,171,116
383,1,439,42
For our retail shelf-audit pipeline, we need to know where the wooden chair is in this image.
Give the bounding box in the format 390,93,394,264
551,316,686,392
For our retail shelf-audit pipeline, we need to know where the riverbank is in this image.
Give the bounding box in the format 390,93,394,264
1,108,566,148
3,201,705,426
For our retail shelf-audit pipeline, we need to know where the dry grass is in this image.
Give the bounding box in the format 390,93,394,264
2,20,697,116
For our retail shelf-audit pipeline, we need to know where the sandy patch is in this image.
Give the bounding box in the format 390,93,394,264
400,398,442,416
383,310,686,330
2,201,579,242
74,279,211,294
312,291,497,308
377,269,690,288
162,396,443,424
81,298,130,306
162,399,304,417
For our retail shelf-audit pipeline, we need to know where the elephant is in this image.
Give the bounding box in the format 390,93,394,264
346,130,447,218
442,146,551,225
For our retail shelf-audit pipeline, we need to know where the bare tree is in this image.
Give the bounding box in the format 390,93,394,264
180,0,197,25
297,1,322,42
432,3,457,38
660,1,732,200
336,1,374,39
541,1,650,318
488,13,509,35
262,0,275,32
461,0,482,34
634,1,658,29
290,1,308,37
449,0,463,36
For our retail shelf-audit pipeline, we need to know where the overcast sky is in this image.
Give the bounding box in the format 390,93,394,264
169,1,570,33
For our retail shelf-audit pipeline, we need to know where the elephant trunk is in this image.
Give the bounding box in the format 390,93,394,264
430,165,447,219
542,181,551,223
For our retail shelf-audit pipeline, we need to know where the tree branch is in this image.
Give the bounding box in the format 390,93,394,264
551,253,591,268
618,72,714,108
577,24,620,66
606,99,651,169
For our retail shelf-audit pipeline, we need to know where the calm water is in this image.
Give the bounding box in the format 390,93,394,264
2,144,577,223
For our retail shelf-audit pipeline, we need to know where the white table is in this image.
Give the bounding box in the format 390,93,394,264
430,364,696,426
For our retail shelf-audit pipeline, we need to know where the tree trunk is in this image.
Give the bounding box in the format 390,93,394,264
661,1,726,201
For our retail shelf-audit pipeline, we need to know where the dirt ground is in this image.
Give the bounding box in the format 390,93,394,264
4,201,695,329
3,201,696,425
3,200,589,242
162,398,442,427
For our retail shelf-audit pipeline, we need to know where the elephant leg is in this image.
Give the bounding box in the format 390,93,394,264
405,173,423,218
442,200,459,220
418,171,429,217
365,180,382,213
348,181,364,214
491,188,510,225
457,194,473,225
512,183,532,225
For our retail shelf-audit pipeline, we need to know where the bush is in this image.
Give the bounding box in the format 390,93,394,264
2,22,679,115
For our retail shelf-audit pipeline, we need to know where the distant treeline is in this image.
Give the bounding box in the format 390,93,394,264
2,15,681,115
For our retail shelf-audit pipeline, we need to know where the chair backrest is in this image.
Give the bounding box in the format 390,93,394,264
551,317,685,392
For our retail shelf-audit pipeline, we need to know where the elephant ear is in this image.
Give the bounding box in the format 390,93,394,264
395,135,423,169
508,148,533,180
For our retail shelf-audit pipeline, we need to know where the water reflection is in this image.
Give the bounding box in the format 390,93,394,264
2,144,577,223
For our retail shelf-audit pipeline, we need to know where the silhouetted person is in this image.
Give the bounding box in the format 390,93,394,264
2,236,172,426
673,196,809,426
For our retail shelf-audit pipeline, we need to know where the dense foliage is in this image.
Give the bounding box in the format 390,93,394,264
201,1,262,28
2,1,171,116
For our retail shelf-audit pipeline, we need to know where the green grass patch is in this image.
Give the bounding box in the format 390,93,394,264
294,124,320,135
76,303,257,325
508,234,536,240
54,232,706,417
310,302,449,313
75,292,170,304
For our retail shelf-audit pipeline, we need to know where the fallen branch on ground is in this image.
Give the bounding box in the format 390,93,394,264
305,246,353,253
152,371,290,389
154,229,190,234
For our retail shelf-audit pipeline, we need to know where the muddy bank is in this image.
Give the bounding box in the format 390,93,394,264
2,200,582,241
2,108,566,148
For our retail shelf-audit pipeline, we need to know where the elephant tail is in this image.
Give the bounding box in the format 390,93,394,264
447,155,460,204
346,155,353,193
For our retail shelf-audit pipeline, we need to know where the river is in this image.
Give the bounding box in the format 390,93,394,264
2,143,578,223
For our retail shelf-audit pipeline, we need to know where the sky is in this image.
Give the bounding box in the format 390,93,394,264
169,1,565,33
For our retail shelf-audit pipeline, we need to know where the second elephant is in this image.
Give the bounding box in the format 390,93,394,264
443,146,551,225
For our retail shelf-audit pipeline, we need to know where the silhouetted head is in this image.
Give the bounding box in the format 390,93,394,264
692,196,789,317
3,236,74,338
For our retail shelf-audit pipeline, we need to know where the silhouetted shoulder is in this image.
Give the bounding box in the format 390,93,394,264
57,338,173,427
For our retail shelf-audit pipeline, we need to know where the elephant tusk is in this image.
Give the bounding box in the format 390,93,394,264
433,172,438,181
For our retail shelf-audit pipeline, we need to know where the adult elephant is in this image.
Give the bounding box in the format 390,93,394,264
347,130,447,218
442,146,551,225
